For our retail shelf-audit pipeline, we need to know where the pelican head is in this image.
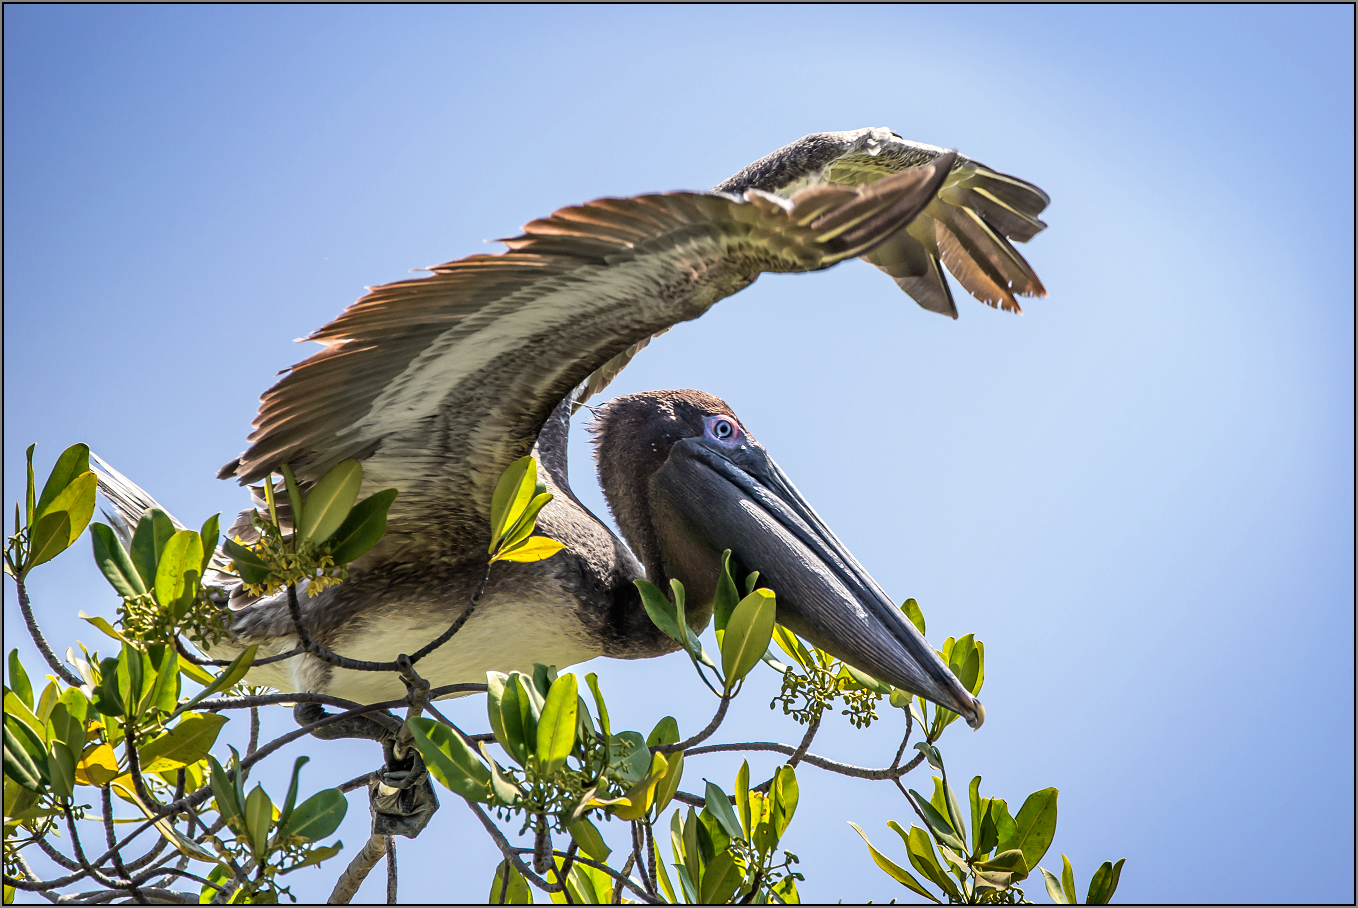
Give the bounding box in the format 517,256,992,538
593,389,984,728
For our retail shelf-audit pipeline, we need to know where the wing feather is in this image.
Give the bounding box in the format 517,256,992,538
218,159,954,558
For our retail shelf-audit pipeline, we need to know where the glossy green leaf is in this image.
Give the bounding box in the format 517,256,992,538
130,509,178,591
772,625,815,670
24,445,36,530
743,570,760,596
720,588,776,690
842,663,891,694
848,822,939,902
713,550,740,635
280,465,305,534
24,510,71,574
490,673,528,766
298,460,362,544
279,756,309,827
90,523,147,598
494,535,566,563
177,645,257,716
489,859,533,904
652,829,677,903
280,841,342,875
636,579,684,644
901,598,926,636
118,643,147,715
969,776,985,855
143,645,179,714
975,847,1029,885
499,492,554,552
407,716,492,802
647,715,679,748
7,652,34,710
220,536,270,585
610,731,651,786
653,749,685,814
908,788,966,853
34,445,90,521
568,816,611,861
327,488,398,564
93,657,124,717
704,781,743,839
1086,857,1126,905
198,514,220,575
1062,853,1078,905
280,788,348,842
208,756,242,828
902,823,963,902
735,760,752,837
999,787,1058,870
773,764,799,840
990,797,1017,850
47,740,77,800
585,672,611,741
45,702,82,752
489,456,537,549
244,784,273,857
155,530,203,618
536,672,578,775
139,712,228,773
514,674,542,747
3,722,47,791
1041,866,1070,904
700,849,742,905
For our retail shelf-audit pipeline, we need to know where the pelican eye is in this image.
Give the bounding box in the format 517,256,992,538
709,417,736,440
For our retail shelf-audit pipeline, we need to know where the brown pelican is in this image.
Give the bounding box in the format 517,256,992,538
101,128,1050,730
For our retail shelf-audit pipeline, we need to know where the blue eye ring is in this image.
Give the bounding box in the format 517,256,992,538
706,416,738,442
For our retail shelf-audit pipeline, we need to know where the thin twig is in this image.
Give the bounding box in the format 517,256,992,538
14,576,84,686
787,716,820,768
506,847,662,905
683,741,926,780
102,785,146,904
657,695,731,754
409,563,493,664
176,639,303,668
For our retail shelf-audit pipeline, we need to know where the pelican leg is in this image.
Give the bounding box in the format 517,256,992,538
291,703,440,838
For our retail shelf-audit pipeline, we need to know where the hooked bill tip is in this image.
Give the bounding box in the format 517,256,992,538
966,699,986,730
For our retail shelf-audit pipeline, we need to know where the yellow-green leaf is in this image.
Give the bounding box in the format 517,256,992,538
494,535,565,563
75,743,120,787
848,822,940,902
488,456,537,550
138,712,228,773
720,588,776,690
154,531,203,618
298,461,362,544
535,673,578,775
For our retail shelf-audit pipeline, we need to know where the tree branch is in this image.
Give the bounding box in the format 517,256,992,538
409,562,493,665
13,576,84,686
657,695,731,754
683,741,927,780
327,833,386,904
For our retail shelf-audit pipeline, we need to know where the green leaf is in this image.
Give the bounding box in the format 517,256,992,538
931,774,967,852
490,673,528,766
280,465,305,535
998,787,1058,870
720,588,777,690
514,674,543,747
494,535,566,563
743,571,760,596
176,645,257,716
489,859,533,904
90,523,147,598
24,510,71,574
244,784,273,857
47,740,77,800
499,492,554,552
699,849,742,905
901,598,926,636
3,722,47,791
1041,866,1070,904
585,673,611,742
974,847,1029,885
208,756,242,827
772,626,815,671
298,460,362,544
713,550,740,636
154,531,203,619
45,702,82,751
990,798,1017,851
704,781,743,839
34,444,90,521
969,776,985,855
568,816,611,861
609,731,651,786
735,761,751,838
901,822,963,902
198,514,220,575
481,744,524,807
7,651,33,710
647,715,679,748
407,716,492,802
24,445,36,530
143,646,179,714
280,841,342,875
119,643,147,715
773,764,799,840
1086,858,1125,905
635,579,684,644
653,749,685,814
652,830,677,903
93,657,124,717
848,822,940,903
908,789,966,854
139,712,228,773
279,788,348,842
536,672,578,775
326,488,398,564
1062,853,1078,905
488,456,537,550
842,663,891,694
220,536,271,586
130,509,178,591
279,756,309,827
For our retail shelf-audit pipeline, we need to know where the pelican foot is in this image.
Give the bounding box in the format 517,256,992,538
368,737,439,838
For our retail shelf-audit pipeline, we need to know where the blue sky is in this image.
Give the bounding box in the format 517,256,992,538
5,6,1353,903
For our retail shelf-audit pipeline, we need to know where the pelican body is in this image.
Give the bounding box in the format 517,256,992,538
99,129,1053,729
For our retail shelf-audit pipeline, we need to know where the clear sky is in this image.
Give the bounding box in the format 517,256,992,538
4,6,1353,904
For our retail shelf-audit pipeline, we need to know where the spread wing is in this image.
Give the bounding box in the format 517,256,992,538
714,127,1050,318
217,155,956,559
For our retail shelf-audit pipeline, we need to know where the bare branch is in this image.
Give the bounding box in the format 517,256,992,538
385,836,397,904
683,741,927,780
657,695,731,754
13,576,84,686
327,834,388,904
408,563,493,665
